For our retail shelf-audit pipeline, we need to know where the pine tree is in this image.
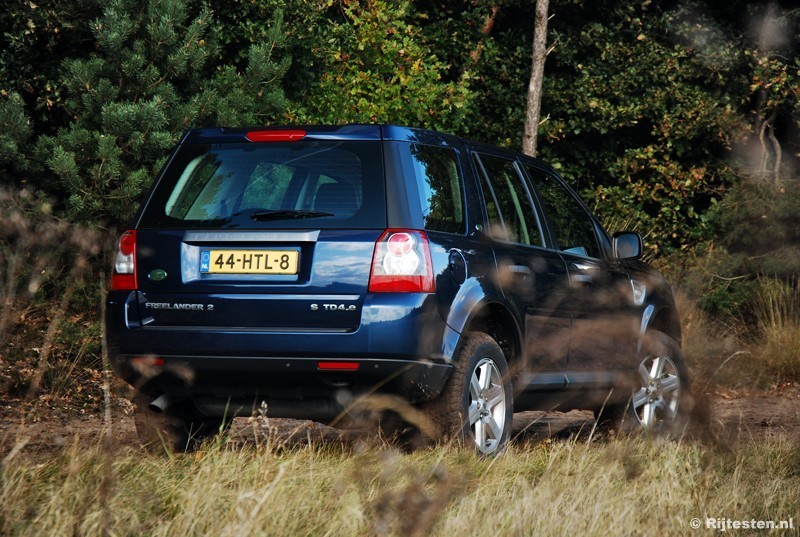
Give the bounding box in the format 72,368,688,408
0,93,33,185
35,0,290,227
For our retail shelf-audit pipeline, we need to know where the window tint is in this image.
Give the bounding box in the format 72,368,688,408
409,144,465,234
475,154,543,246
143,141,385,229
525,165,601,258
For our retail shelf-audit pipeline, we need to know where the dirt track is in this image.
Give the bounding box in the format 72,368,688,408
3,385,798,458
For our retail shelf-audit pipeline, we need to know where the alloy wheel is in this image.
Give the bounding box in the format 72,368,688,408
467,357,508,454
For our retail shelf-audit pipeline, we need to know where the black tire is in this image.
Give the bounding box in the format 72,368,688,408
595,330,690,435
424,333,513,455
132,394,228,452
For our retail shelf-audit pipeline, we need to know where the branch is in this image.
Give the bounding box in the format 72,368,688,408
766,114,782,183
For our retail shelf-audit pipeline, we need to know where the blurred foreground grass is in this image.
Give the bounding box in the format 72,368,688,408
2,432,798,536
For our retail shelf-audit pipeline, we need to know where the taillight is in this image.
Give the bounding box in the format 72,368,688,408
368,229,435,293
111,230,137,291
245,129,306,142
317,361,360,371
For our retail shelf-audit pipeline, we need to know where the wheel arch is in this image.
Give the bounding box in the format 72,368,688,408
640,303,682,347
444,300,523,371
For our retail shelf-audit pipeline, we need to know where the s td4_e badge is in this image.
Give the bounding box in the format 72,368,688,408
311,304,357,312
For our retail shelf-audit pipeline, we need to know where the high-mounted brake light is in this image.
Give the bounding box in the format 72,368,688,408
111,230,137,291
369,229,435,293
245,129,306,142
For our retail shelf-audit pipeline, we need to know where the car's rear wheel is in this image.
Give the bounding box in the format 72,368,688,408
596,330,689,434
132,393,227,452
425,333,513,455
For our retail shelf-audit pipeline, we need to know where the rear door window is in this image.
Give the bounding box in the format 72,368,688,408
474,154,544,247
141,141,385,229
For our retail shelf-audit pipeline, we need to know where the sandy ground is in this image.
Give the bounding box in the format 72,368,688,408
2,385,798,459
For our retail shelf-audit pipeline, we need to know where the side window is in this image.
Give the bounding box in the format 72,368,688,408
167,154,228,220
474,154,543,247
525,165,601,258
409,144,465,234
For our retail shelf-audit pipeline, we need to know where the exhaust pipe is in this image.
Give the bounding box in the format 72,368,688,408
149,394,171,413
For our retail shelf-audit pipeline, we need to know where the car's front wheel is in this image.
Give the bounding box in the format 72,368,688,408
596,330,690,434
426,333,513,455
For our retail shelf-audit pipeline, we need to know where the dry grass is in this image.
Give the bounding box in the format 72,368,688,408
753,278,800,382
677,293,760,391
679,281,800,392
1,431,799,536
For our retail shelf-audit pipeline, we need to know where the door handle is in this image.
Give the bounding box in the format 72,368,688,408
570,273,593,284
508,264,532,277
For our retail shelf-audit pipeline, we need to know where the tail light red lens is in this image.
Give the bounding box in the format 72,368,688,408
368,229,435,293
131,356,164,366
111,230,137,291
317,361,360,371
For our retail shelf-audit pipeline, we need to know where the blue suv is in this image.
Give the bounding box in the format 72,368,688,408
106,125,688,454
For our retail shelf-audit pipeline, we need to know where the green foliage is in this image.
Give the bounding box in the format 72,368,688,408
0,0,99,133
712,179,800,279
0,93,33,183
34,0,290,226
287,0,472,130
414,1,794,257
538,3,749,254
680,177,800,327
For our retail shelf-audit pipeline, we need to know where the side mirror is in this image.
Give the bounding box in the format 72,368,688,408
613,231,643,260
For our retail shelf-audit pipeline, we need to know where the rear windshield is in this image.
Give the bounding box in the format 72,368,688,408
139,141,386,229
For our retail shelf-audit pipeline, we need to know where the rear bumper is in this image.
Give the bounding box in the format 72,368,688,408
106,290,456,420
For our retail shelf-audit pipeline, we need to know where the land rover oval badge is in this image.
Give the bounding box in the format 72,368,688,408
148,269,167,282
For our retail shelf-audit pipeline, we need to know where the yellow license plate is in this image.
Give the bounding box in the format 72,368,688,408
200,249,299,274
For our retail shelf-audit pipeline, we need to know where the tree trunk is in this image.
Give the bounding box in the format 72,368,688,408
522,0,549,157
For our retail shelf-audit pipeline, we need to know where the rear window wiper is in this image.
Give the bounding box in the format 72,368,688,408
248,209,334,221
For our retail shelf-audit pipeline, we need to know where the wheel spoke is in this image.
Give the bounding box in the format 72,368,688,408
659,374,680,395
484,385,504,411
478,362,493,391
470,374,481,401
642,401,655,427
474,418,486,448
650,356,665,380
486,414,503,440
639,362,651,383
632,388,648,410
468,401,480,426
